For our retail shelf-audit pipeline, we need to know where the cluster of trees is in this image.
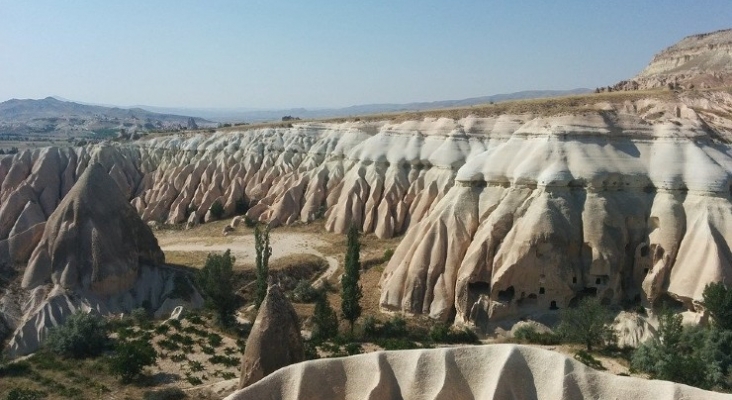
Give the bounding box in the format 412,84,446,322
630,282,732,390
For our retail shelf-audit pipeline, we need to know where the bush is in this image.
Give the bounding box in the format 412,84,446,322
574,350,605,370
235,199,249,215
143,387,186,400
429,324,479,344
5,388,46,400
131,308,150,325
196,250,237,327
209,200,224,220
292,280,320,303
381,316,408,338
512,325,562,345
45,311,108,358
703,282,732,331
383,248,394,262
312,292,339,343
109,339,157,383
630,310,709,388
556,297,614,351
361,316,379,339
207,333,223,348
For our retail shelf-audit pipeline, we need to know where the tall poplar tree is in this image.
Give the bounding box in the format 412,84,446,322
254,224,272,309
341,224,362,332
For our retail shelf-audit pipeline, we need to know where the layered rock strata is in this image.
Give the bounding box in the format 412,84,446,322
0,92,731,329
612,28,732,91
3,163,200,357
225,344,732,400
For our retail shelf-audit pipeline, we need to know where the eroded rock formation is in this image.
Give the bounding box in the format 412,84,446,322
612,28,732,91
225,344,732,400
0,91,732,330
239,284,303,389
2,163,200,357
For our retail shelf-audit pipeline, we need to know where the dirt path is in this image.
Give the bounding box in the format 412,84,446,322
157,228,339,285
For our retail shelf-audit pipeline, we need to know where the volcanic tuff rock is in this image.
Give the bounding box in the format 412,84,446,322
239,284,303,389
2,163,200,357
612,28,732,91
225,344,732,400
0,91,732,329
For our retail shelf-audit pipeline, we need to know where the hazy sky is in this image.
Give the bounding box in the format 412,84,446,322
1,1,731,109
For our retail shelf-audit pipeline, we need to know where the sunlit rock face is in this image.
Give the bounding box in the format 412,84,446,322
0,91,732,328
612,28,732,90
379,94,732,326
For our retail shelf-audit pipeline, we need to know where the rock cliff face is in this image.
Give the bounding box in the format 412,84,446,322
612,29,732,91
225,344,732,400
0,91,732,330
2,163,199,357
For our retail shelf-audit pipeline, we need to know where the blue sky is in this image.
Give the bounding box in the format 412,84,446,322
1,1,731,108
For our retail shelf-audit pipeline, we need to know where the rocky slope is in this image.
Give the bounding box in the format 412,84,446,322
612,29,732,91
225,344,732,400
0,91,731,330
1,163,201,357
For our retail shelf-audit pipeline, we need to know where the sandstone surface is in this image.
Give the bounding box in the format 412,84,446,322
2,163,201,357
0,91,731,329
239,284,303,389
612,29,732,91
225,344,732,400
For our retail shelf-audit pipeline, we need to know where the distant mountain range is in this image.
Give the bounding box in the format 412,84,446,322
0,97,216,138
134,88,593,122
0,89,592,137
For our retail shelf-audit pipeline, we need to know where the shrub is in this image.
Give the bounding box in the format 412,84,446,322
429,324,479,344
235,198,249,215
631,309,708,388
292,280,320,303
131,308,150,325
196,250,237,327
703,282,732,331
574,350,605,370
143,387,187,400
109,339,157,383
5,388,46,400
312,292,338,342
383,248,394,262
344,342,362,355
360,316,378,340
209,200,224,220
381,316,408,338
556,297,615,351
207,333,223,348
45,311,108,358
512,325,562,345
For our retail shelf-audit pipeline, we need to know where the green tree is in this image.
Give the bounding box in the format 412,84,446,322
109,339,157,383
312,291,338,342
703,282,732,331
209,200,224,220
45,311,108,358
341,224,363,332
254,224,272,309
196,250,237,326
556,297,614,351
631,309,708,388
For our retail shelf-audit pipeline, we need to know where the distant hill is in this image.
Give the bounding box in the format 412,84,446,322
133,88,593,123
0,97,216,138
611,28,732,91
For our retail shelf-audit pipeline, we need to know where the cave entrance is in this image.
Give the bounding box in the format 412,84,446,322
497,286,515,303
